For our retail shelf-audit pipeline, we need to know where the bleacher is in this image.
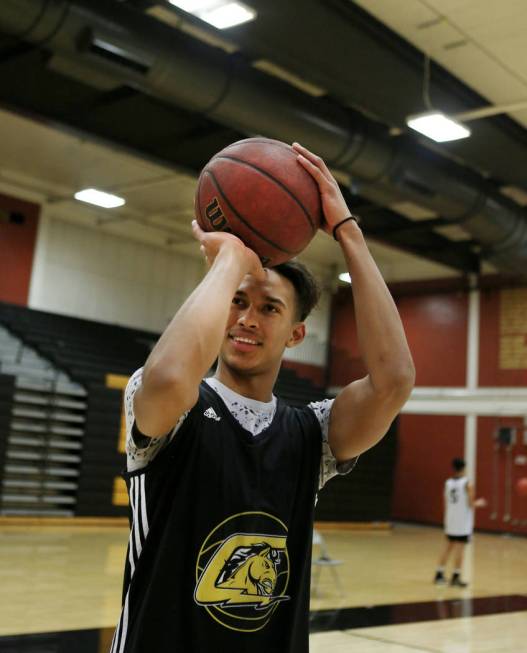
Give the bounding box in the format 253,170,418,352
0,301,330,517
0,302,155,386
274,366,327,406
0,302,154,516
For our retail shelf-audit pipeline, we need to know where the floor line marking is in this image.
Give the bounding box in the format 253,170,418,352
343,630,441,653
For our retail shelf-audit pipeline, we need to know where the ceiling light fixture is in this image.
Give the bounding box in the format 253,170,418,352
407,54,527,143
168,0,256,29
168,0,216,11
406,111,471,142
74,188,125,208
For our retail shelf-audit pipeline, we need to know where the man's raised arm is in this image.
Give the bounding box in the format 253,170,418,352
293,142,415,462
134,224,265,438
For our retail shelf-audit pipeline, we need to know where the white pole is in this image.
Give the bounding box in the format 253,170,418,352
465,276,480,484
465,414,477,484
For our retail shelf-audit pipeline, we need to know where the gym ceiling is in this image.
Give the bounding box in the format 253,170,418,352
0,0,526,285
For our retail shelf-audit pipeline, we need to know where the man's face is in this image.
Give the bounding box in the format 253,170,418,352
220,269,305,375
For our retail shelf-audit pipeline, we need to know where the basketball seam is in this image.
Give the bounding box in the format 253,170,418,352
211,140,291,169
196,172,206,228
213,155,317,234
220,139,290,150
216,138,291,153
203,169,298,256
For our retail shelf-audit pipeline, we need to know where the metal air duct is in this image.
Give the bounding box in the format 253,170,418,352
1,0,526,275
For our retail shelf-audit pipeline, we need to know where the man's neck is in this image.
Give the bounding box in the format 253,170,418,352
214,361,278,402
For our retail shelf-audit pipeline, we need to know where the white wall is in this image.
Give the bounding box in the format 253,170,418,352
282,288,330,366
28,210,332,366
28,212,204,333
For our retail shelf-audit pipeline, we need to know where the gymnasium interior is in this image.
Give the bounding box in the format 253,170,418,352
0,1,526,651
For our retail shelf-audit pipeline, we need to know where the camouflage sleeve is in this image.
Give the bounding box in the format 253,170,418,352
308,398,358,490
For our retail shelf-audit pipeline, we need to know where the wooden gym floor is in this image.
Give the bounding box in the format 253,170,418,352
0,521,525,652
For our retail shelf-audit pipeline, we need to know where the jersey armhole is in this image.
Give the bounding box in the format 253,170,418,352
131,420,180,448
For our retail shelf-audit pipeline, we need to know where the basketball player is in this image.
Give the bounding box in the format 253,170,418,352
110,142,415,653
434,458,486,587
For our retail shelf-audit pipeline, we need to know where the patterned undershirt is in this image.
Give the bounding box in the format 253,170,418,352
125,368,356,488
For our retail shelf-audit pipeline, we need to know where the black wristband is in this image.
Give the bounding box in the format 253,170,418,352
332,215,359,241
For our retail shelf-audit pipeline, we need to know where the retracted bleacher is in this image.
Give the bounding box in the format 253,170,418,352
0,302,335,517
0,302,153,517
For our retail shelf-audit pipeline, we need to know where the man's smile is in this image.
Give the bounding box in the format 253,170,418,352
228,332,263,351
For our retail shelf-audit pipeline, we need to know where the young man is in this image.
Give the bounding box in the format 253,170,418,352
110,142,415,653
434,457,486,587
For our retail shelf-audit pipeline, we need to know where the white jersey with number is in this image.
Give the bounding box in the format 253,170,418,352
444,476,473,536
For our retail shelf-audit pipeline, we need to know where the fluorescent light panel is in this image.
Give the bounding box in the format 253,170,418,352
339,272,351,284
74,188,125,208
201,3,255,28
170,0,216,11
407,112,471,143
169,0,256,29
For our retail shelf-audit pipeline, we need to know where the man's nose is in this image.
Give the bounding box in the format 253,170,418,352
237,306,259,328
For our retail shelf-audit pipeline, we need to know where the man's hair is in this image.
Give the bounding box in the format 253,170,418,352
273,260,320,321
452,457,466,472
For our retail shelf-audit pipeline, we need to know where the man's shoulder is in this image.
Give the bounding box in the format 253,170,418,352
306,398,334,429
307,398,334,414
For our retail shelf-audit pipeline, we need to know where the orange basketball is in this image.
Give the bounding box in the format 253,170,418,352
516,477,527,497
194,137,322,267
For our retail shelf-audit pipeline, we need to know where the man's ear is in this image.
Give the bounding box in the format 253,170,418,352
286,322,306,348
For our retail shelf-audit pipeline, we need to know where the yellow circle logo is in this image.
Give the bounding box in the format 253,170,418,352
194,511,290,632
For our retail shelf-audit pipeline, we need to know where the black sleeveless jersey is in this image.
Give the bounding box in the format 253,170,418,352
110,381,323,653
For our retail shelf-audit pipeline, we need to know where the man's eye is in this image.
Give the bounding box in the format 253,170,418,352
265,304,278,312
232,297,242,305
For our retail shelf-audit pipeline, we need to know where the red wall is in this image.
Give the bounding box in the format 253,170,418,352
329,290,365,387
330,286,467,387
392,414,527,535
475,416,527,534
282,360,325,387
392,414,465,524
331,285,469,525
330,282,527,534
476,287,527,533
0,193,40,305
396,292,467,387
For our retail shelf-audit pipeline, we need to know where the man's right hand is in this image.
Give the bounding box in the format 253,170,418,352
133,219,267,438
192,220,266,281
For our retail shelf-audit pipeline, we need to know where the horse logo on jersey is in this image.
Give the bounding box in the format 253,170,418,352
195,512,290,632
195,536,289,608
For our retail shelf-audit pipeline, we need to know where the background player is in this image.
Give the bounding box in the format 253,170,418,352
434,457,487,587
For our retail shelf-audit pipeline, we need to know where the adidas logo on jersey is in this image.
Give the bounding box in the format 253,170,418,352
204,407,221,421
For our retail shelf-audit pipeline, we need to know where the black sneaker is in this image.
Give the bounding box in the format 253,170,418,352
450,575,468,587
434,571,446,584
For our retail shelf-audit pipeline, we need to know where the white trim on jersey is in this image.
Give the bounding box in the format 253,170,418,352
132,479,142,562
110,474,149,653
111,593,129,653
119,594,130,653
109,611,119,653
140,475,149,538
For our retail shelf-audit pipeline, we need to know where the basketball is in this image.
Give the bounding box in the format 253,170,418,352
516,477,527,497
194,137,322,266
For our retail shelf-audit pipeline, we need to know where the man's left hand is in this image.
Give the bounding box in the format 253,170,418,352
292,142,350,236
